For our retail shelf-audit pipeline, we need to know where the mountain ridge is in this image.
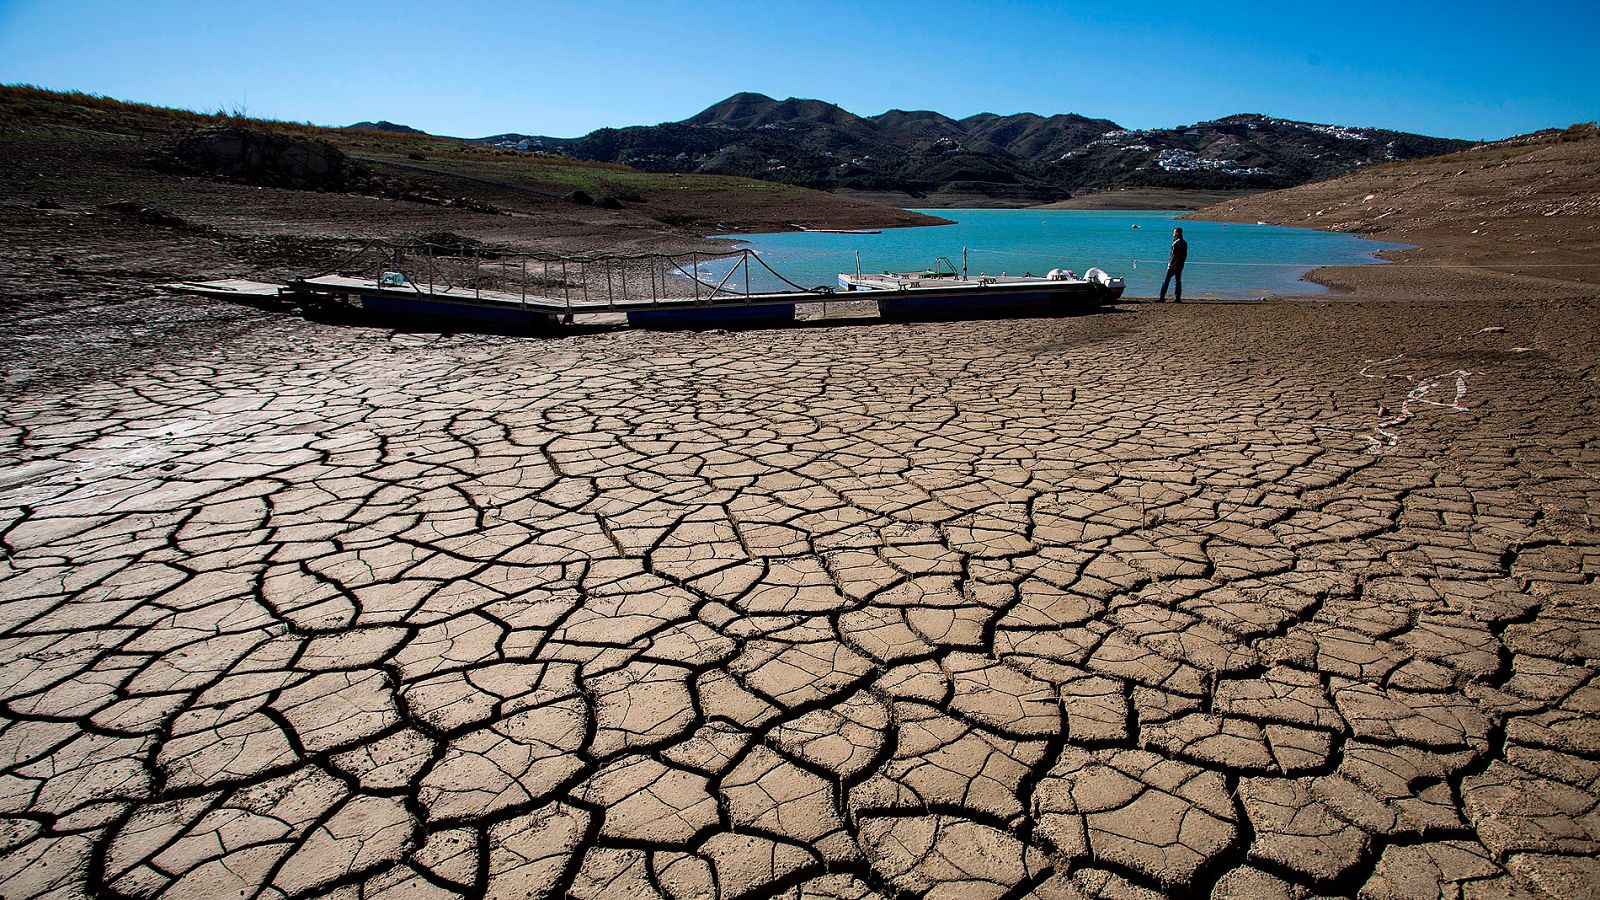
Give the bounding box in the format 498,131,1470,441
476,93,1473,205
346,120,427,135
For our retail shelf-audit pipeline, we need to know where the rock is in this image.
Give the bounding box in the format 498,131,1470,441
563,190,595,206
100,200,190,228
168,127,377,193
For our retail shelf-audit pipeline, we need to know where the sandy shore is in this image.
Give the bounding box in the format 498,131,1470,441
2,287,1597,898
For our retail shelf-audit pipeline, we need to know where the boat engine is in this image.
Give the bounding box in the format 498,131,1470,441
1082,267,1126,302
1047,268,1073,281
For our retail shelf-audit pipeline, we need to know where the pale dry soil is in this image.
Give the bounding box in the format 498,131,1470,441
0,295,1597,900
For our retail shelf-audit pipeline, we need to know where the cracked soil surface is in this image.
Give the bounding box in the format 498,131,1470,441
1,293,1598,900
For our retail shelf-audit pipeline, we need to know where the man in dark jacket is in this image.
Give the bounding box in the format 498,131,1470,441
1159,227,1187,302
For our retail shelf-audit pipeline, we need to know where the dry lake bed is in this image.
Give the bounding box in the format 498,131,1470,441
1,295,1597,899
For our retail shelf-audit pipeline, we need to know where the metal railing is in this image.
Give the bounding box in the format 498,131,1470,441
305,238,833,316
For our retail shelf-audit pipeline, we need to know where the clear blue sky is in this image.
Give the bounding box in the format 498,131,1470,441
2,0,1595,141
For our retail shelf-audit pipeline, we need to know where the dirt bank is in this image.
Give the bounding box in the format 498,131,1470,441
1187,125,1600,301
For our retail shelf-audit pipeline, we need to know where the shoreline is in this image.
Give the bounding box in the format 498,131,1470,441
833,187,1265,212
1182,127,1599,303
1192,220,1596,304
719,207,1410,301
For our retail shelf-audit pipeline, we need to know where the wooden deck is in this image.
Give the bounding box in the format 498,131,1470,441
166,279,286,299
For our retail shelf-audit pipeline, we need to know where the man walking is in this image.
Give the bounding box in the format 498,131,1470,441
1159,227,1187,302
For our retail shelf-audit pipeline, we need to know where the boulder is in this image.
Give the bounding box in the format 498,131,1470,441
168,127,378,193
101,200,190,228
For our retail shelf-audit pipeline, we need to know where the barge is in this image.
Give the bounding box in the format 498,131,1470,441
168,242,1125,332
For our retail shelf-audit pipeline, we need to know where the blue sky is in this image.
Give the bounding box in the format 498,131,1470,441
1,0,1595,141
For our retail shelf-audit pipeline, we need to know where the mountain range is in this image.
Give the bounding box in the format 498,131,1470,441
355,93,1475,205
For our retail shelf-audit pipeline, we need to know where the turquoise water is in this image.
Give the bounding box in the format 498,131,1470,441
713,209,1407,298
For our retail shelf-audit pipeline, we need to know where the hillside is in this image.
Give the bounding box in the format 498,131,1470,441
0,85,945,357
1191,124,1600,296
481,93,1472,206
0,86,937,253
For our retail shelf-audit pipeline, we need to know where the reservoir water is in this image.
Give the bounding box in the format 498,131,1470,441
713,209,1407,298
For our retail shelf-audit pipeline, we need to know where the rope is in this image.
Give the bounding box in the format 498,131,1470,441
671,249,837,295
664,257,729,295
746,251,834,294
305,238,386,279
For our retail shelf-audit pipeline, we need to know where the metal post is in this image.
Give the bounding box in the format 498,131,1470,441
743,252,750,302
427,245,434,294
474,257,481,300
520,260,527,307
705,257,742,300
963,247,968,279
605,259,614,308
691,253,700,302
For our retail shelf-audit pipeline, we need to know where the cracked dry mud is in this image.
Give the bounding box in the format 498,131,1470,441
1,297,1597,900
